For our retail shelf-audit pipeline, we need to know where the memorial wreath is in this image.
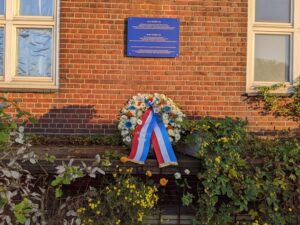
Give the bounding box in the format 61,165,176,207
118,93,185,167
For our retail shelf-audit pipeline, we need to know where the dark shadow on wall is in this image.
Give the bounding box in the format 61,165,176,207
26,105,117,135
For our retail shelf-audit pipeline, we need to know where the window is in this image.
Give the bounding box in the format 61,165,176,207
247,0,300,93
0,0,59,91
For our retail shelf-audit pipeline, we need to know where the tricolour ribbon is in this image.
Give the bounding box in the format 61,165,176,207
128,108,178,168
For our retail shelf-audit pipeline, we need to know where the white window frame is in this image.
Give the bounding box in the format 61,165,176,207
247,0,300,93
0,0,60,91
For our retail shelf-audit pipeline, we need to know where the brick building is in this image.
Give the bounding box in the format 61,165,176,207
0,0,299,135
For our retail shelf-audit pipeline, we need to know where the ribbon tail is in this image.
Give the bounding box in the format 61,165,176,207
128,109,155,164
152,114,178,168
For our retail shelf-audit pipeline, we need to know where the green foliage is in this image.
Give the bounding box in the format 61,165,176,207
182,117,247,152
44,153,57,163
51,162,85,198
101,150,123,166
13,198,32,224
68,169,159,225
181,192,195,207
180,117,299,225
256,79,300,119
27,133,123,146
241,137,299,225
0,96,36,150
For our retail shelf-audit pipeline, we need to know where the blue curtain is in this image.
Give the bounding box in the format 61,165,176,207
17,29,52,77
0,0,4,15
20,0,53,16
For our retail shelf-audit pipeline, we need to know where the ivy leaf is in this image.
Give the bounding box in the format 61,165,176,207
55,188,63,198
0,132,9,144
0,196,7,209
51,177,63,187
62,175,71,185
289,174,296,182
13,198,32,224
228,168,238,179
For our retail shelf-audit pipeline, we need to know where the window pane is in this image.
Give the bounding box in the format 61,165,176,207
0,28,3,75
254,34,290,82
255,0,291,23
20,0,53,16
17,28,52,77
0,0,4,15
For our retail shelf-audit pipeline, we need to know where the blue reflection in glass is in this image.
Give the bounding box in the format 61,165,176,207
0,29,3,75
20,0,53,16
0,0,4,15
17,29,52,77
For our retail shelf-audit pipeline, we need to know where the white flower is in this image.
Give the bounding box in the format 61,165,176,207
137,119,143,125
175,133,181,141
130,117,137,125
163,119,169,125
121,115,128,120
137,110,143,117
18,126,25,133
56,165,66,174
162,113,168,120
118,123,124,130
176,117,183,122
174,172,181,179
168,129,175,136
184,169,190,175
122,108,128,113
121,130,129,136
125,136,131,143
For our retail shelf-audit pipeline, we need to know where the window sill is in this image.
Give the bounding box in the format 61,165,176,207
245,84,295,97
244,92,292,97
0,82,58,93
245,87,294,97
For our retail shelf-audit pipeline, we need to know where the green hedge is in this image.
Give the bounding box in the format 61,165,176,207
180,117,299,225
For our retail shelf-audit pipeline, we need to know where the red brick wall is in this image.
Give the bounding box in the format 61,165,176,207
4,0,299,135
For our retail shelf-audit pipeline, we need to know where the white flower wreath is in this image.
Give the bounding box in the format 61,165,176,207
118,93,185,145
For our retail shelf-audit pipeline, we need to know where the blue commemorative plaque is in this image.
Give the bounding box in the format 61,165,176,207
127,17,180,58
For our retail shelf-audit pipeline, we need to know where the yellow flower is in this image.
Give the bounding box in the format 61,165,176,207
137,211,144,222
288,208,292,212
274,207,278,212
218,137,229,143
263,223,269,225
215,123,221,127
113,173,117,178
160,178,168,186
214,156,221,164
115,219,121,225
146,170,152,177
120,156,129,163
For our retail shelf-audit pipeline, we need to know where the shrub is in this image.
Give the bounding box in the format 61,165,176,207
179,118,299,225
0,96,36,150
66,169,159,225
